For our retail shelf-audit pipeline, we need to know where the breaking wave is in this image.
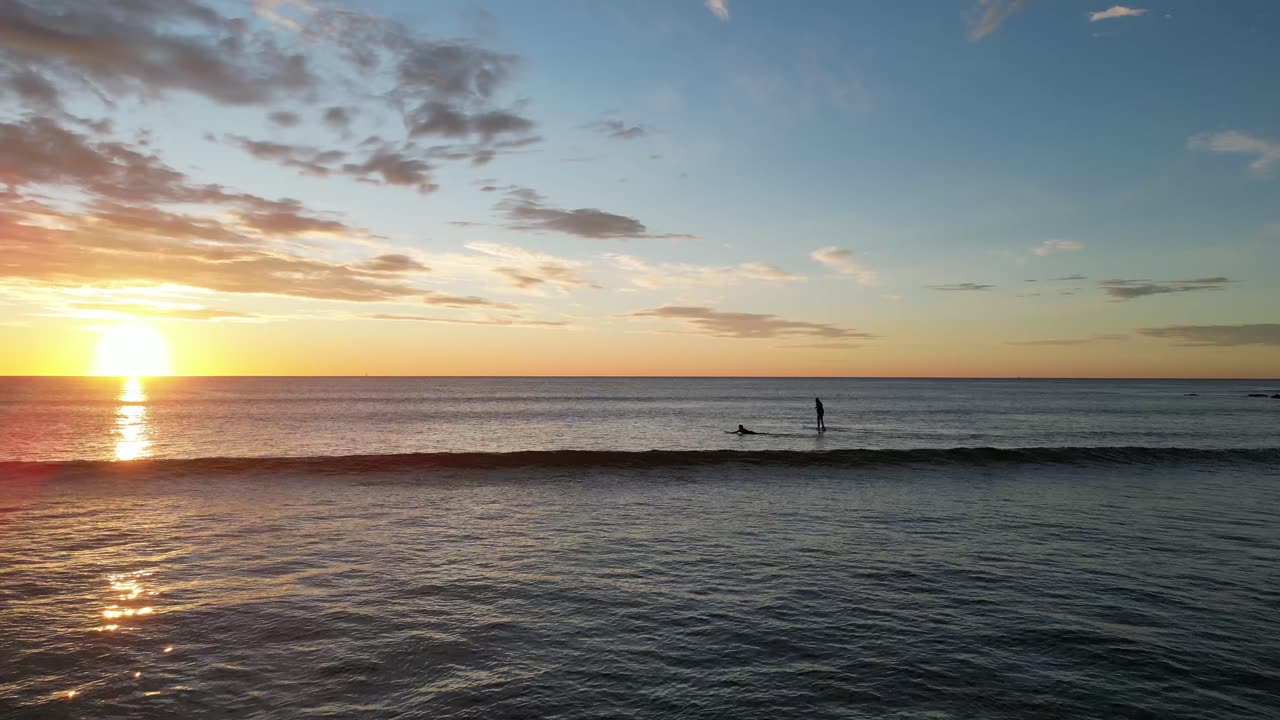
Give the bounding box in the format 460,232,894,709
3,446,1278,480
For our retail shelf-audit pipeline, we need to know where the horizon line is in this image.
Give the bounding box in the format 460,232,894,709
4,375,1278,381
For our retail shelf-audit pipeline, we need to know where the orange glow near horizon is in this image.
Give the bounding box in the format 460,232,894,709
0,316,1273,378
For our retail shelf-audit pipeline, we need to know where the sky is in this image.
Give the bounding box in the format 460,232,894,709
1,0,1278,377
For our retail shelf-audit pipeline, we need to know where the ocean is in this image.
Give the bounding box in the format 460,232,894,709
2,377,1279,719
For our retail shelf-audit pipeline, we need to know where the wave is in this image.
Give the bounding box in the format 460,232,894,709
3,446,1278,479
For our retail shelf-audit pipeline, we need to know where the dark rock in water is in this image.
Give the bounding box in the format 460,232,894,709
1248,393,1267,397
1273,394,1280,399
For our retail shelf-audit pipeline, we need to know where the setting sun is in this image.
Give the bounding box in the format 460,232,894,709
92,325,173,377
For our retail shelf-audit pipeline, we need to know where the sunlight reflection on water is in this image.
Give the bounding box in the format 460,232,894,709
114,377,150,461
95,571,156,633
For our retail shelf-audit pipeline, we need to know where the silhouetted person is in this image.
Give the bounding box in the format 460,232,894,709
815,397,826,431
731,424,757,435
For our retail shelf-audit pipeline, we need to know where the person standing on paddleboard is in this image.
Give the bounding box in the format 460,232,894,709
815,397,826,432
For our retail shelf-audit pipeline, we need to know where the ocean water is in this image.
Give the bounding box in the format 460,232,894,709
1,376,1278,461
2,378,1279,719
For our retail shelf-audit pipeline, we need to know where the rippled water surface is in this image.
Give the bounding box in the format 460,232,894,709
2,377,1278,717
3,456,1279,719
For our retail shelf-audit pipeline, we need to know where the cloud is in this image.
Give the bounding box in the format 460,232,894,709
268,111,302,128
0,0,313,107
1099,277,1232,300
0,194,425,303
926,283,994,291
465,242,600,293
406,102,534,142
627,306,874,340
2,117,225,204
1089,6,1148,22
1138,324,1280,347
496,187,696,240
422,291,517,310
2,67,62,110
1052,274,1088,281
223,134,444,194
780,343,863,350
357,254,429,273
339,147,438,193
810,246,878,285
1008,333,1128,346
1188,131,1280,177
604,254,802,288
224,134,346,177
1033,239,1085,256
364,314,569,328
323,106,354,132
59,302,258,322
584,119,648,140
969,0,1032,40
0,0,540,196
0,118,358,242
705,0,730,22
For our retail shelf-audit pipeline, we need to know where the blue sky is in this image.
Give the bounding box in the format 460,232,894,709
1,0,1277,375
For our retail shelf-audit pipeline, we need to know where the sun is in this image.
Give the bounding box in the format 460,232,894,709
92,324,174,377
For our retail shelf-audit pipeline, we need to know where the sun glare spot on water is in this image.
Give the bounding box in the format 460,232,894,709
119,376,146,404
115,401,151,461
112,376,153,461
92,324,173,377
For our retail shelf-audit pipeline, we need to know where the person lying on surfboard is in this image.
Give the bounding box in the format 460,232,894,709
729,424,758,435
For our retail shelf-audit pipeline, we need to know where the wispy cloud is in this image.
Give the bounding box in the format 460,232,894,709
1089,6,1147,22
627,306,874,340
810,247,878,285
422,291,517,310
705,0,730,22
926,283,994,291
1189,131,1280,177
364,314,570,328
969,0,1032,41
584,119,649,140
1008,333,1127,346
605,254,802,288
1100,277,1233,300
1033,239,1085,256
55,302,258,322
464,242,600,293
358,255,430,273
1138,324,1280,347
780,342,863,350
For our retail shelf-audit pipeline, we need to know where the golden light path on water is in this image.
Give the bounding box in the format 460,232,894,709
114,377,151,461
56,378,172,701
64,568,166,702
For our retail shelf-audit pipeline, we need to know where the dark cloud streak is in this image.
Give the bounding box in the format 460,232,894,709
926,283,994,291
497,187,695,240
628,306,874,340
1100,277,1233,300
1138,324,1280,347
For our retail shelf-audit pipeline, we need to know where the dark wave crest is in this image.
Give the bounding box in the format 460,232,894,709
3,446,1278,480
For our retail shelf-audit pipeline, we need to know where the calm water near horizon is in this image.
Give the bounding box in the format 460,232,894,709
2,376,1278,462
3,377,1279,718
